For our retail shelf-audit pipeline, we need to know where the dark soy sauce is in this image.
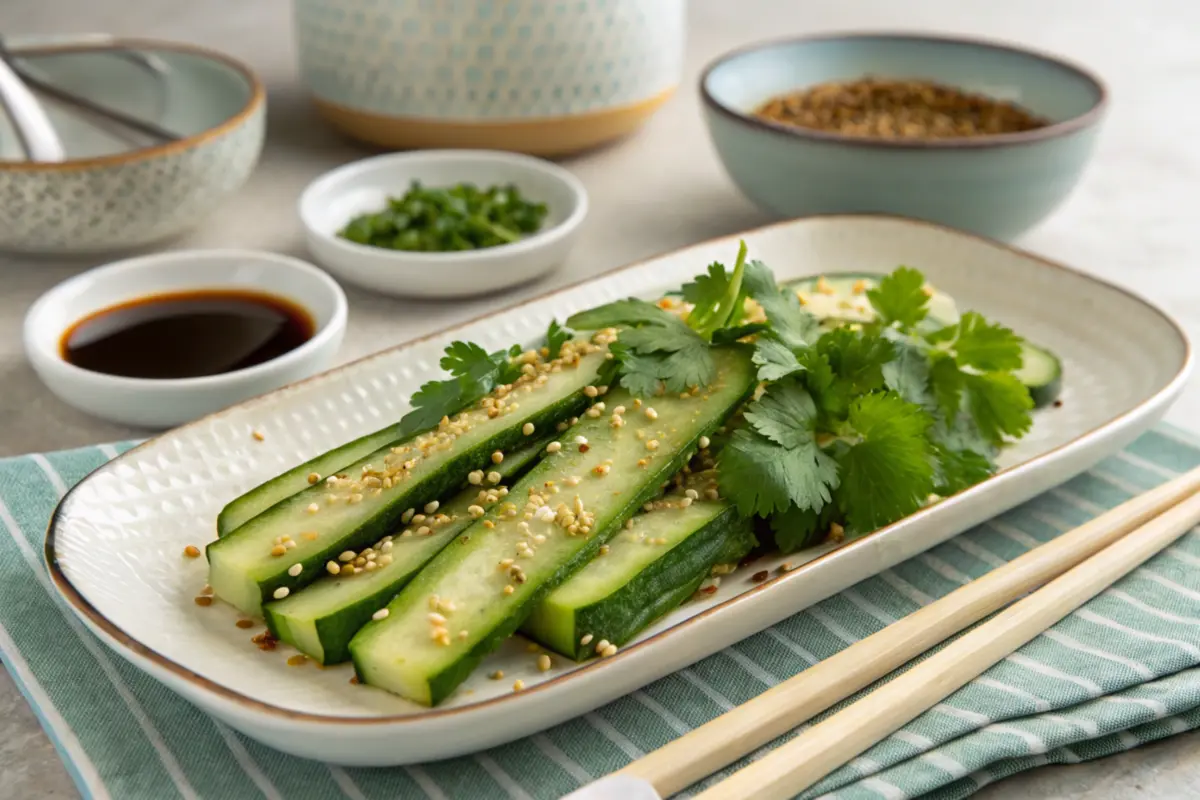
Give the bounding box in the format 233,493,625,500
61,290,316,380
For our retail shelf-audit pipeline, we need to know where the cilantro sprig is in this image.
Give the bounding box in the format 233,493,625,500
396,340,522,437
714,262,1033,552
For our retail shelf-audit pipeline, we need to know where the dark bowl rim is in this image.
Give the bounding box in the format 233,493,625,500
698,30,1110,150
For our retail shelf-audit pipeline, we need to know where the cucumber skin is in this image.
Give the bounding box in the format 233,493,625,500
217,423,404,537
262,441,548,664
531,508,756,661
352,348,758,706
209,386,596,613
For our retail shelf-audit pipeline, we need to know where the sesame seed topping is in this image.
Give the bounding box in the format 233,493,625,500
491,451,505,464
273,586,290,600
680,497,693,508
646,440,660,451
326,561,341,575
194,595,213,606
564,475,581,487
537,654,552,672
644,407,658,420
490,670,505,680
513,679,526,691
487,471,502,485
596,639,611,652
503,585,515,595
252,430,265,441
580,633,594,645
685,489,700,500
522,422,535,436
599,545,610,555
307,472,321,484
592,464,610,477
270,544,287,557
339,550,356,562
601,643,618,657
306,503,320,514
424,500,440,514
417,526,432,536
468,504,485,518
586,407,602,418
372,608,389,621
699,435,711,449
584,385,599,398
574,435,588,445
183,545,201,559
288,563,303,577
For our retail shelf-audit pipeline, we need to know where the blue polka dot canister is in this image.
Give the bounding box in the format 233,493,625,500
293,0,685,156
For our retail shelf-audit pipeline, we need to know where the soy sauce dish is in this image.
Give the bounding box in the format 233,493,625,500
24,250,347,428
299,150,588,299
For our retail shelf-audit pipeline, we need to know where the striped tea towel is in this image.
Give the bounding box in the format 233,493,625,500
3,426,1200,800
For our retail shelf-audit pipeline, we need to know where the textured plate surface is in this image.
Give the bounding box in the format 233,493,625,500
46,216,1191,765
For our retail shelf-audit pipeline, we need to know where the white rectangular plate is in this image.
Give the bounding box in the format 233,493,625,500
46,216,1191,766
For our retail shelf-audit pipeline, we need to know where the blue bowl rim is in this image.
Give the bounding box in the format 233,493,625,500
699,30,1109,150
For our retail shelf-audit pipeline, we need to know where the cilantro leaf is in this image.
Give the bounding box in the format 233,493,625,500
566,298,678,330
718,429,839,518
770,504,838,554
398,378,465,437
962,371,1033,446
682,240,748,339
797,347,849,422
928,355,963,422
742,260,820,349
867,266,929,330
951,312,1024,372
817,327,894,394
607,342,664,397
615,326,716,393
752,334,803,381
544,320,572,358
882,335,934,409
928,412,997,496
743,378,818,449
835,393,934,532
440,341,492,376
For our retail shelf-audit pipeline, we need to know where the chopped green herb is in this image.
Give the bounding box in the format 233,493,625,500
544,320,572,359
397,340,522,437
338,181,549,253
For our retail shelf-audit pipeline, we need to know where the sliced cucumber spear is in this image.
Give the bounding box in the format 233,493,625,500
521,478,755,661
207,344,610,617
1013,341,1063,409
349,346,757,706
263,437,549,664
218,423,409,537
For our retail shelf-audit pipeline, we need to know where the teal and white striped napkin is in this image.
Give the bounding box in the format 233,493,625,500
4,426,1200,800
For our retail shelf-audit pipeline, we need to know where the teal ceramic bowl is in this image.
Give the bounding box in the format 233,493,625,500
701,33,1107,240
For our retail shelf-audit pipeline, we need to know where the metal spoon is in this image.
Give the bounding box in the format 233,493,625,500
0,47,64,161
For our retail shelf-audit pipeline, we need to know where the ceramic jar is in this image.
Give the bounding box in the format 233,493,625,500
293,0,685,156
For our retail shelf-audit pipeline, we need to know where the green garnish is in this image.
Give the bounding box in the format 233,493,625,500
395,340,522,438
339,181,549,252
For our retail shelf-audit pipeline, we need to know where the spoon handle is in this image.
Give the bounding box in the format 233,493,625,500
0,52,65,162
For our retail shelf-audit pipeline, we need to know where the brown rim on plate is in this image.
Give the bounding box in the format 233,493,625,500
44,213,1192,724
699,31,1109,150
0,38,265,172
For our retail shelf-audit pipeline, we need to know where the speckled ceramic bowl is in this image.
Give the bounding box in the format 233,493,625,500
293,0,683,156
0,39,265,254
701,33,1107,241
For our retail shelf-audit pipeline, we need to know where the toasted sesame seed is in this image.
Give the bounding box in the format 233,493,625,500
348,493,364,504
273,586,290,600
592,464,610,477
680,497,693,508
339,550,356,562
487,471,502,485
699,435,711,449
490,670,505,680
306,503,320,515
326,561,341,575
270,544,287,557
522,422,535,436
411,513,426,525
491,451,505,464
417,526,432,536
458,629,469,639
537,654,552,672
302,531,319,541
574,435,588,445
307,472,321,484
584,385,599,398
285,540,297,550
644,407,658,420
183,545,201,559
287,563,303,577
580,633,594,645
586,408,601,418
596,639,611,652
599,545,610,555
513,679,525,691
424,500,440,514
601,644,618,657
503,585,515,595
372,608,390,621
252,430,265,441
646,440,660,451
194,595,213,606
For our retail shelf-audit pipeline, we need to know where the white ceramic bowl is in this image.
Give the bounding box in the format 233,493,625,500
24,250,347,429
0,37,265,254
299,150,589,299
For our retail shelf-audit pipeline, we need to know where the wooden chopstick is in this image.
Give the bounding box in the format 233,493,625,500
697,482,1200,800
616,464,1200,798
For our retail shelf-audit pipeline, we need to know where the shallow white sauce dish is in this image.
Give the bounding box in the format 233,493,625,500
24,249,347,428
45,217,1190,764
298,149,589,299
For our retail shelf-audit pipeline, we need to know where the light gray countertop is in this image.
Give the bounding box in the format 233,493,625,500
3,0,1199,796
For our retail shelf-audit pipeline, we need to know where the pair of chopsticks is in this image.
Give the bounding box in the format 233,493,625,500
567,464,1200,800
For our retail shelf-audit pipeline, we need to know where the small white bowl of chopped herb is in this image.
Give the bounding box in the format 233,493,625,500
299,150,588,298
